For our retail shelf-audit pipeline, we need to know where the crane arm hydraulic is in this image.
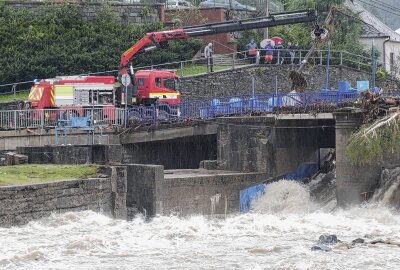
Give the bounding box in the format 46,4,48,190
119,9,318,75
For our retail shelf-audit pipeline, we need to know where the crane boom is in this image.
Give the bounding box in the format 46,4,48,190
120,9,318,75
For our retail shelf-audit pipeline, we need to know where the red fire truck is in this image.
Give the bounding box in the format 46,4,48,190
25,9,317,117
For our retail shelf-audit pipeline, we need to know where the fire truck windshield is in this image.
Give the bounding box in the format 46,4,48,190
164,78,177,91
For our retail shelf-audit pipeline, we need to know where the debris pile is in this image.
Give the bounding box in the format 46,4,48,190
360,89,400,122
289,70,308,92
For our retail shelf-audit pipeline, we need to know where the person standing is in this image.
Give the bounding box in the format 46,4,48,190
293,43,299,64
287,42,295,64
264,41,273,64
246,39,258,64
204,43,214,73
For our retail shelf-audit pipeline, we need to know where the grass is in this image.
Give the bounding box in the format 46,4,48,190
179,65,231,76
0,164,98,186
0,91,29,103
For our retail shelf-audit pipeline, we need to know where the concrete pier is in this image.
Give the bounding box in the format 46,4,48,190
334,111,381,207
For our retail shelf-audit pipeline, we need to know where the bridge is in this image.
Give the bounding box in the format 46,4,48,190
0,90,382,131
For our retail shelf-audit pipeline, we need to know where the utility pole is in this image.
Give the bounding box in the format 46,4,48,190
264,0,269,39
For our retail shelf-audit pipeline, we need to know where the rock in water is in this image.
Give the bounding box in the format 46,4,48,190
318,234,338,245
311,245,332,252
352,238,365,244
368,239,384,245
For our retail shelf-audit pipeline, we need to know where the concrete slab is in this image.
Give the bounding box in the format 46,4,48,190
164,169,261,179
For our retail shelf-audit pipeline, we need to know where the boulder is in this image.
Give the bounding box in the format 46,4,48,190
311,244,332,252
352,238,365,244
318,234,338,245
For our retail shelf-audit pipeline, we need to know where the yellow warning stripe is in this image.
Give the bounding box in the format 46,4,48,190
50,87,55,106
28,86,45,101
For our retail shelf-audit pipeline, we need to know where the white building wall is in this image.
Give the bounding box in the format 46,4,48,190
361,37,400,76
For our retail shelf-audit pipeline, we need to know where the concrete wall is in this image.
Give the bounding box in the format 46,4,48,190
158,169,267,216
334,111,382,207
216,115,335,176
0,128,119,151
179,65,398,100
0,163,267,226
4,1,163,24
125,164,267,217
121,134,217,169
17,133,217,169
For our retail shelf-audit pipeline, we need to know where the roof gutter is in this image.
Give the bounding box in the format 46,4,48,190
383,36,391,70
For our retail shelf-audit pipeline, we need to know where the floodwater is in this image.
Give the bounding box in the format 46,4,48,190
1,180,400,270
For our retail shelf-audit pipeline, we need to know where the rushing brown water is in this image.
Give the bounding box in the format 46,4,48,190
1,180,400,270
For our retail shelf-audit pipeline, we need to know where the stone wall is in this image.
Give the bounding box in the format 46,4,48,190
0,165,127,227
4,1,163,24
0,178,111,226
0,163,269,226
179,65,398,100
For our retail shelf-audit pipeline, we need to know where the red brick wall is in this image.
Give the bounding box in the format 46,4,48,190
165,8,237,55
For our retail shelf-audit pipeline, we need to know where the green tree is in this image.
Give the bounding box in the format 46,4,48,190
0,2,201,85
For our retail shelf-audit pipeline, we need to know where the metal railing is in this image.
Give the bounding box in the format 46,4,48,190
0,107,126,130
3,90,399,130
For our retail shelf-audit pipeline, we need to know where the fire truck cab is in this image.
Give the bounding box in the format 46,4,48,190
133,70,180,106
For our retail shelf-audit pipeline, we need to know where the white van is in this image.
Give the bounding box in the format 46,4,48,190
166,0,193,9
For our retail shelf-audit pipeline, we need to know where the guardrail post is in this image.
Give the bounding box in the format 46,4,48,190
14,111,17,130
12,84,16,99
153,105,157,125
241,94,244,115
299,52,302,65
180,61,184,77
340,51,343,66
277,50,280,65
232,54,235,69
41,110,44,128
319,51,323,65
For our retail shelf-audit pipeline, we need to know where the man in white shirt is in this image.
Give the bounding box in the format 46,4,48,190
204,43,214,73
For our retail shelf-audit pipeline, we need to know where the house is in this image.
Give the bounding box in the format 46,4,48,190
345,0,400,75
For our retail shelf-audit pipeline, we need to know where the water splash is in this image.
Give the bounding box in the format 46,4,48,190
251,180,315,214
372,167,400,207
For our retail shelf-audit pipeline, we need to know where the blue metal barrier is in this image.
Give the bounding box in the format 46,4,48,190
124,91,396,125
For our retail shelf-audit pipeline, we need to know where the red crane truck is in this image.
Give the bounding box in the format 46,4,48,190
25,9,317,120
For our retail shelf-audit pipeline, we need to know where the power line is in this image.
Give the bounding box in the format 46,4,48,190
356,0,400,18
366,0,400,14
335,10,382,35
